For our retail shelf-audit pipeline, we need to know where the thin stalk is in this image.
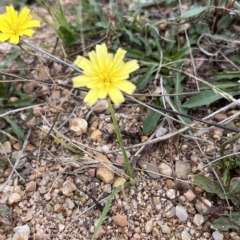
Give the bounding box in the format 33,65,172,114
108,100,134,181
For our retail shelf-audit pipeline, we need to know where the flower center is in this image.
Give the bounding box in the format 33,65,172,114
11,22,19,33
100,73,111,87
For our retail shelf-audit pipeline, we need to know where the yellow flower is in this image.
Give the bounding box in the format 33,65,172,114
72,43,139,106
0,5,40,44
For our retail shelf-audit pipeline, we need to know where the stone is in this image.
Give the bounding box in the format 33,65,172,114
12,224,30,240
33,106,45,116
175,161,191,180
184,189,196,201
0,234,6,240
138,159,160,179
195,198,211,215
8,193,21,205
113,177,126,188
69,117,88,136
193,213,205,226
166,189,179,199
159,163,172,176
0,141,11,154
23,211,33,222
91,100,108,113
25,117,36,128
90,129,102,141
145,220,154,233
229,232,240,240
54,204,65,213
212,231,224,240
214,113,227,122
12,151,27,169
60,180,76,196
112,215,128,227
175,205,188,221
181,230,192,240
34,229,51,240
156,127,168,137
96,166,114,183
160,224,171,234
25,181,36,192
94,227,106,239
164,204,175,218
96,153,114,184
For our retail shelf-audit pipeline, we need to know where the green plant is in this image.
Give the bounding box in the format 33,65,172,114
37,0,78,47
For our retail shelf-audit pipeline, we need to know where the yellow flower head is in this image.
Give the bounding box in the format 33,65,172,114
0,5,41,44
72,43,139,106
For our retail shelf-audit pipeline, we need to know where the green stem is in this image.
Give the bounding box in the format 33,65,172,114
108,100,134,181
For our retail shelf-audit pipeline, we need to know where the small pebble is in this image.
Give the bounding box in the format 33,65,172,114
181,230,191,240
193,213,205,226
160,224,171,234
212,231,224,240
195,198,211,215
145,220,153,233
175,205,188,221
112,215,128,227
159,163,172,176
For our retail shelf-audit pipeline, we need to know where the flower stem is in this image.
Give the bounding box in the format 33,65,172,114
108,100,134,182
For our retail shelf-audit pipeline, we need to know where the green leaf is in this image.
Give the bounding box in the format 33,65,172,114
3,116,24,141
181,6,207,18
218,14,232,30
182,90,239,108
136,65,156,90
143,109,161,134
7,97,34,107
193,174,227,199
170,46,189,62
213,213,240,231
213,71,240,81
199,82,239,90
92,186,122,240
226,181,240,197
173,73,192,125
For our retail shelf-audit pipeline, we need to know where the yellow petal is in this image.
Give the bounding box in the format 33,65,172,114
111,48,126,69
95,43,109,71
95,43,108,59
112,80,136,94
108,86,125,106
74,55,97,75
10,34,19,44
120,60,139,75
19,7,31,24
22,20,41,28
18,29,35,36
84,88,100,106
0,33,10,42
72,75,91,87
98,86,108,99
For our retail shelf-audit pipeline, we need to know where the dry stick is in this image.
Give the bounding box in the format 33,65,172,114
20,40,83,73
145,102,240,133
103,96,240,154
0,103,44,118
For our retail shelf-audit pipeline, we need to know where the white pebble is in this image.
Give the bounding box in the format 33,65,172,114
181,230,191,240
175,205,188,221
212,231,224,240
193,214,205,226
156,127,167,137
160,224,171,234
